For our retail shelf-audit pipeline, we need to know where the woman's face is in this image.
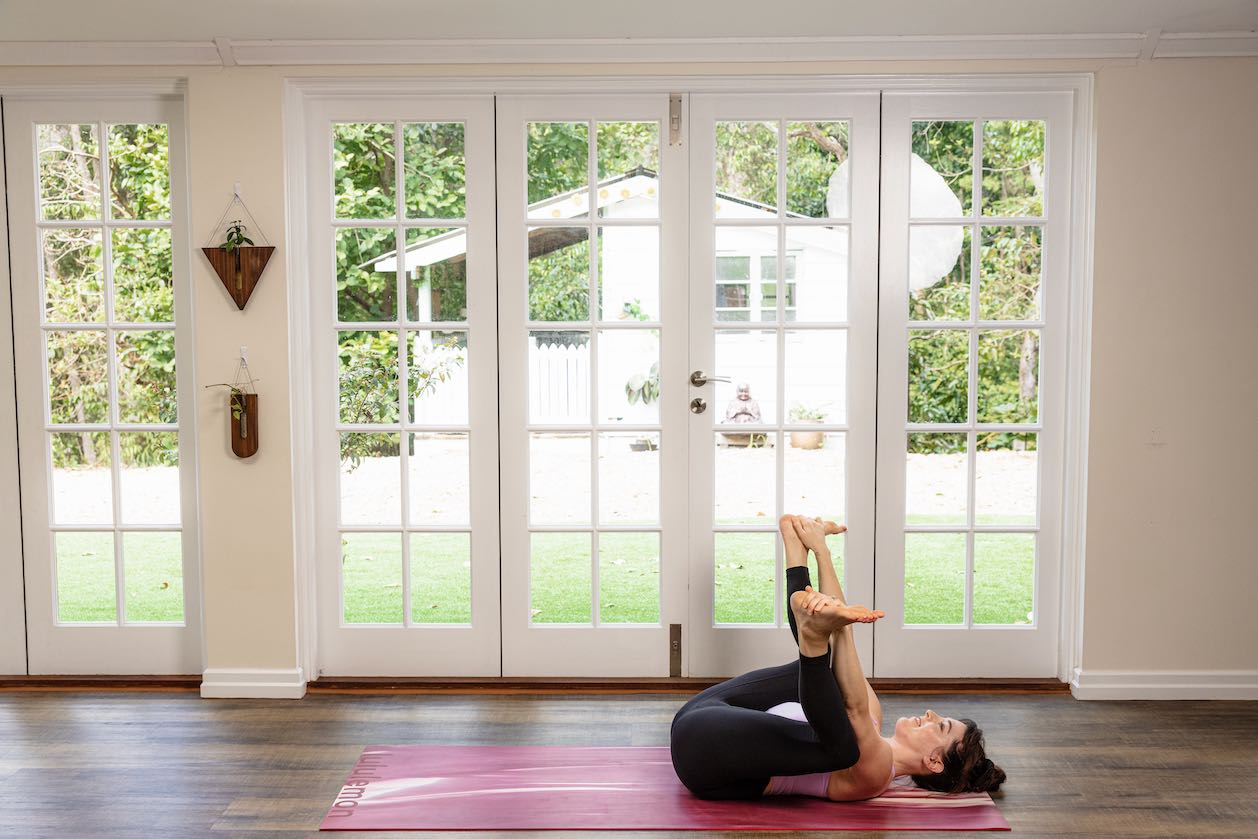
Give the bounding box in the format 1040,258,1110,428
894,709,967,767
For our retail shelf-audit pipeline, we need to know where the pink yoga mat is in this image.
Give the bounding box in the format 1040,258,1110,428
321,746,1009,831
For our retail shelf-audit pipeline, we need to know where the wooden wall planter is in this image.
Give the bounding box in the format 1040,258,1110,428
202,245,275,310
230,393,259,458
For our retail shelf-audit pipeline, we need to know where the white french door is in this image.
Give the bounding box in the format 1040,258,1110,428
7,95,202,674
874,92,1072,676
685,93,881,677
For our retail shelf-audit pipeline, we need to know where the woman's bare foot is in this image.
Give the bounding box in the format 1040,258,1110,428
779,514,810,568
790,586,883,639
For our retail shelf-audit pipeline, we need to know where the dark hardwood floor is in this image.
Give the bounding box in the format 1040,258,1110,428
0,691,1255,838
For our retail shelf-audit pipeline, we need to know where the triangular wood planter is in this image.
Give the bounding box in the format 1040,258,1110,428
202,245,275,310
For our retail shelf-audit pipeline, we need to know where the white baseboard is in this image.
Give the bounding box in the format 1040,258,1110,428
1071,668,1258,700
200,667,307,699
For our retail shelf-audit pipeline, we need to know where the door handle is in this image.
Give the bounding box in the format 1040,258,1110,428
690,370,732,387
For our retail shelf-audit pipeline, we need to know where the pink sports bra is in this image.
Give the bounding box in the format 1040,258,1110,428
762,702,898,799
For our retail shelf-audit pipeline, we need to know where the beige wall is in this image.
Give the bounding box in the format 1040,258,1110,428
1,56,1255,679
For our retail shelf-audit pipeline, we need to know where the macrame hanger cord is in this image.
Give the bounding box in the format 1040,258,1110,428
204,193,272,248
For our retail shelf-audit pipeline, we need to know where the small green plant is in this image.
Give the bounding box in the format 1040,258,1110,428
218,220,254,291
205,383,249,437
788,403,826,422
624,361,660,406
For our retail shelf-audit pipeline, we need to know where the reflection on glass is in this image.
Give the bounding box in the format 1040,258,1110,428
334,122,396,219
108,123,171,220
342,532,403,624
908,330,968,424
785,330,846,424
528,122,589,218
599,532,660,624
904,533,965,625
785,225,847,323
715,226,774,322
787,121,849,218
39,123,101,221
715,330,778,424
411,532,471,624
906,433,967,526
528,330,590,424
599,329,659,424
47,331,109,424
340,433,401,525
113,228,173,322
404,122,465,219
406,227,467,322
784,432,845,524
409,330,468,425
599,432,659,526
336,228,398,322
979,227,1041,321
714,532,775,624
976,433,1037,525
55,531,116,623
51,432,111,525
530,432,590,525
911,120,972,217
597,121,659,219
116,330,177,424
974,533,1035,625
528,227,590,321
408,433,470,526
531,532,591,623
909,226,969,321
982,120,1045,217
715,432,776,526
715,121,778,214
600,226,659,321
977,329,1039,423
119,432,180,525
122,532,183,623
338,330,399,424
43,228,103,323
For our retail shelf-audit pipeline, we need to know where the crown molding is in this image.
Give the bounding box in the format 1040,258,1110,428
0,78,186,99
1,32,1254,68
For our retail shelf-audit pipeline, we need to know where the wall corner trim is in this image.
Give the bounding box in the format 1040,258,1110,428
1071,668,1258,700
201,667,307,699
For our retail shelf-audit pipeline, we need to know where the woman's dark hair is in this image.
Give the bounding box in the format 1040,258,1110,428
910,718,1006,794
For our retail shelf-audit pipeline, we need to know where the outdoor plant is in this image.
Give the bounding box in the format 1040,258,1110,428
624,361,660,406
788,403,826,423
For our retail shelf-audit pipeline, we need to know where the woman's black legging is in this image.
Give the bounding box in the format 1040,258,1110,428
669,565,860,799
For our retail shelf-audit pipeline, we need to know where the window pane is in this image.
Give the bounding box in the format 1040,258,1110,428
785,329,846,424
404,122,465,219
334,122,396,219
43,228,103,323
787,120,849,218
911,120,972,217
342,532,402,624
528,227,589,321
904,533,965,625
599,329,659,424
598,432,659,526
411,532,471,624
599,225,659,321
406,227,467,322
528,331,590,424
55,531,115,623
116,330,177,424
715,329,778,424
108,123,170,220
786,226,846,323
119,432,180,525
338,330,399,424
715,431,775,526
47,330,109,424
528,122,589,218
597,121,659,219
408,432,469,526
908,329,968,424
50,431,111,525
122,532,183,622
716,226,771,322
784,431,845,523
715,121,778,215
979,226,1041,321
113,228,173,322
39,123,101,221
977,329,1039,424
340,433,400,526
714,532,775,624
408,330,468,425
982,120,1045,217
976,432,1038,526
599,532,660,624
530,532,591,624
530,432,590,526
909,225,969,321
906,433,967,526
973,534,1035,625
336,228,398,322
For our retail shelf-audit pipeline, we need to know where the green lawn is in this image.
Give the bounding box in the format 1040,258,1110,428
55,531,185,623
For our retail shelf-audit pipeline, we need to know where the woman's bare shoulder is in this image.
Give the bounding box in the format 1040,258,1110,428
825,738,893,801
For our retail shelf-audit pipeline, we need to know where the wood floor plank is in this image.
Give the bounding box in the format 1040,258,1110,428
0,691,1254,837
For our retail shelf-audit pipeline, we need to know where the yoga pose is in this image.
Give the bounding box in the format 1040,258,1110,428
670,514,1005,801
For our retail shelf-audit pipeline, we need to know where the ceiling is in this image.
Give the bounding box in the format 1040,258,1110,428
0,0,1255,42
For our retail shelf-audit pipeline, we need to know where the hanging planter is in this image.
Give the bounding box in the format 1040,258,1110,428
206,356,260,459
202,192,276,310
